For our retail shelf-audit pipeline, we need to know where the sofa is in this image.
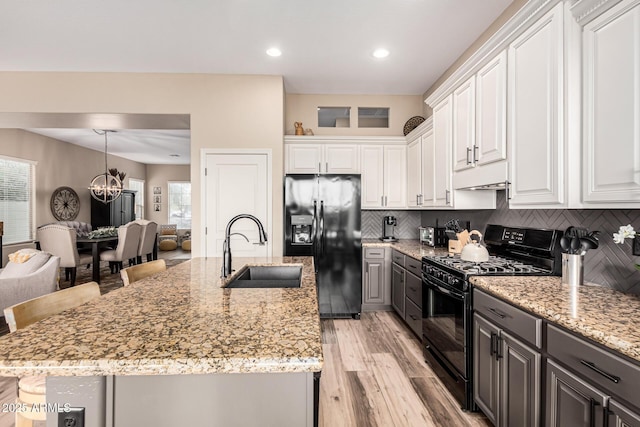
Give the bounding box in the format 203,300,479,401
0,250,60,314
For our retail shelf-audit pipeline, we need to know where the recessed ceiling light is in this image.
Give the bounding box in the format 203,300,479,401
266,48,282,57
372,48,390,59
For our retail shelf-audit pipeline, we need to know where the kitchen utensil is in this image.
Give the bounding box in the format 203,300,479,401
560,236,570,253
565,226,575,238
570,237,581,254
460,230,490,262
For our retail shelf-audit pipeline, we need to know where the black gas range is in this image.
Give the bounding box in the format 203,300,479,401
421,224,562,411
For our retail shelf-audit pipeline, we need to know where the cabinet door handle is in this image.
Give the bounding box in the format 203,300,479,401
409,286,417,292
325,162,328,173
490,332,497,356
318,162,321,174
505,180,511,200
445,190,450,205
409,314,419,321
496,335,503,360
580,360,621,384
473,145,479,164
466,147,472,165
488,307,506,319
385,195,388,206
419,194,423,205
381,196,384,206
416,195,420,205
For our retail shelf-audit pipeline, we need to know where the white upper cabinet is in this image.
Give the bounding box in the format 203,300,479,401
405,119,435,209
453,76,477,172
286,144,323,174
507,3,565,207
384,146,407,208
433,95,453,207
361,145,385,208
285,141,359,174
361,144,407,209
582,0,640,205
406,135,422,208
475,50,507,167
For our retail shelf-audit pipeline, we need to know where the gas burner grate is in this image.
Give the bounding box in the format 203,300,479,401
425,254,549,276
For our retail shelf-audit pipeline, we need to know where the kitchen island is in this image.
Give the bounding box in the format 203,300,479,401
0,256,322,427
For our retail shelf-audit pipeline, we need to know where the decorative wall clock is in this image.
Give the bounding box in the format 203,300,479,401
50,186,80,221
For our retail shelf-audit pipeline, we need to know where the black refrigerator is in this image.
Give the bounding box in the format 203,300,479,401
284,174,361,319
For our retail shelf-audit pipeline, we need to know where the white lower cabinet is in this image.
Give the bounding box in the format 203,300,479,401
582,0,640,206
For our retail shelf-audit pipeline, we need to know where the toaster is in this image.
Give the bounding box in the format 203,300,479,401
419,226,448,247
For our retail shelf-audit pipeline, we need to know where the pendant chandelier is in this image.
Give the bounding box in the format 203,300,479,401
88,129,122,203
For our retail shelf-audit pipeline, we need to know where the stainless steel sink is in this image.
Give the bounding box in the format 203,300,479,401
225,265,302,288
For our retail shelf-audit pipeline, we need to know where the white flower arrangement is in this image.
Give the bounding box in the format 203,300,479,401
613,224,640,270
613,224,636,244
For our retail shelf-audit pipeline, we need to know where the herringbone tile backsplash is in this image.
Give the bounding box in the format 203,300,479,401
420,192,640,294
362,210,422,240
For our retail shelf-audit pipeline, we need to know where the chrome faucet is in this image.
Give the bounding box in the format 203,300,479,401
221,214,268,277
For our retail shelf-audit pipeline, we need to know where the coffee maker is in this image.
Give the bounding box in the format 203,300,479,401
380,216,398,242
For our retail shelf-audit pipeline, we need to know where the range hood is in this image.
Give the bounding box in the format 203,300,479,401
457,181,509,191
453,161,509,191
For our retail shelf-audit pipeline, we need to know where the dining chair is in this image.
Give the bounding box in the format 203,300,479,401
120,259,166,286
3,281,101,426
134,220,158,263
100,222,142,274
37,224,92,287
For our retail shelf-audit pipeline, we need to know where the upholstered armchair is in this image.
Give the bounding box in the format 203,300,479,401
37,224,93,287
0,252,60,314
158,224,178,242
100,222,142,273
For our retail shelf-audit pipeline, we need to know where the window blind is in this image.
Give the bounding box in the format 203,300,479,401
0,156,35,244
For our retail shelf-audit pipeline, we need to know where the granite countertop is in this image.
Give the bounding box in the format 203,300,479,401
362,238,450,260
0,257,323,377
471,276,640,363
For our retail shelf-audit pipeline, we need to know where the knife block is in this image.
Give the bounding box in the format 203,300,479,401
448,239,463,254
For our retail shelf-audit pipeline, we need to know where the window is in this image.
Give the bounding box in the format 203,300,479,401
358,107,389,128
128,178,145,219
317,107,351,128
0,156,36,244
168,181,191,229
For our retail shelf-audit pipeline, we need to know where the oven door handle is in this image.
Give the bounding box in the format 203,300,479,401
424,278,465,300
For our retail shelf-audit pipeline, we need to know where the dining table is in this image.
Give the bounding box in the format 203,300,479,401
76,235,118,283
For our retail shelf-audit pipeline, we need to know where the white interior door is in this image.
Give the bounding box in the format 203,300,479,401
204,152,271,258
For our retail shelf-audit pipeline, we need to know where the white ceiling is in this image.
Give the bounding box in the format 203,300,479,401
1,0,513,163
27,128,191,165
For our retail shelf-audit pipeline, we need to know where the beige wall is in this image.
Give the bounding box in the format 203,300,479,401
422,0,528,117
0,129,146,227
144,164,191,225
0,72,285,257
285,94,423,136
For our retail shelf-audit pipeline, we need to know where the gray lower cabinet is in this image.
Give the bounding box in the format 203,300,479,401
546,359,606,427
546,323,640,427
608,399,640,427
391,263,405,318
473,289,541,427
390,249,423,337
362,247,391,311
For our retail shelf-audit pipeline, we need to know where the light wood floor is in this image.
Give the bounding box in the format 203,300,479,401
0,311,490,427
320,311,490,427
